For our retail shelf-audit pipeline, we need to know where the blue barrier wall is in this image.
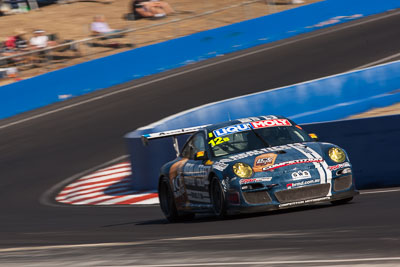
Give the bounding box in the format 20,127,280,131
1,0,400,119
125,61,400,190
302,114,400,189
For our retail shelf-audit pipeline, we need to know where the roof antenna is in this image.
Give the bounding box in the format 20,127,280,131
228,112,231,121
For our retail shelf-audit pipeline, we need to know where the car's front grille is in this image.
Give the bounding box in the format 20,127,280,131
243,190,272,204
333,175,352,191
275,184,330,204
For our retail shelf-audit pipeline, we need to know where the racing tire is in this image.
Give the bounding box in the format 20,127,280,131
158,177,180,222
210,177,227,218
159,177,195,222
331,197,353,205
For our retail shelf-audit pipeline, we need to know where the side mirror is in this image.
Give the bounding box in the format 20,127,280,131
195,151,208,161
309,133,319,141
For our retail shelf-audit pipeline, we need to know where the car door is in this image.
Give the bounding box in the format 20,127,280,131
181,132,212,206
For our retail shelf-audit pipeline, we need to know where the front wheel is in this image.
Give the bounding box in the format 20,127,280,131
210,177,227,218
331,197,353,205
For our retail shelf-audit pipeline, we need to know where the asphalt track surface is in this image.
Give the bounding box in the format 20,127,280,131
1,10,400,266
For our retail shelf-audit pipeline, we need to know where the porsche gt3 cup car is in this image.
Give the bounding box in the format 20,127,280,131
142,115,358,222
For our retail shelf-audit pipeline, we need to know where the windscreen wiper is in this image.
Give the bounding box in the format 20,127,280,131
249,127,270,147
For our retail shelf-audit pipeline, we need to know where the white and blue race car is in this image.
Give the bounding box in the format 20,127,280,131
143,115,358,222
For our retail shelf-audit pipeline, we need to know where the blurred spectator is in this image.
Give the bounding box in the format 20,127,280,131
90,14,126,39
0,1,11,16
29,29,57,49
130,0,174,20
5,29,28,51
1,29,28,59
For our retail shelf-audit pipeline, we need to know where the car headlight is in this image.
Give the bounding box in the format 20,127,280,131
233,162,253,178
328,147,346,163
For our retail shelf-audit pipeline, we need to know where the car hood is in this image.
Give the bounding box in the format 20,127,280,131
213,142,338,178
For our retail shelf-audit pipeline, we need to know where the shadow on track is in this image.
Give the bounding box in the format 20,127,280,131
128,201,355,225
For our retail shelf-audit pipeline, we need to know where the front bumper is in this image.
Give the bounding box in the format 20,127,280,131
227,184,359,215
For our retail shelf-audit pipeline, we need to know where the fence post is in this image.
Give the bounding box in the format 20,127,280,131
27,0,39,10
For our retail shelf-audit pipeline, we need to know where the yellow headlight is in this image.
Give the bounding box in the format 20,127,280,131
328,147,346,163
233,162,253,178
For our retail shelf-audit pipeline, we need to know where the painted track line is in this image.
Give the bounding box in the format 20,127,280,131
0,232,313,252
2,10,400,131
1,231,400,267
361,188,400,195
120,257,400,266
353,51,400,70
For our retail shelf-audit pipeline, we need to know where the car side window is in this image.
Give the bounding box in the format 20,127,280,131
181,140,191,159
181,132,206,159
191,132,206,159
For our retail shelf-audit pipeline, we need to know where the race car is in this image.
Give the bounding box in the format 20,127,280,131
142,115,358,222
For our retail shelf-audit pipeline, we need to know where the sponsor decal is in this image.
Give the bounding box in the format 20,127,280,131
279,196,330,208
208,137,230,147
172,175,185,198
213,162,229,171
253,153,277,172
184,177,209,188
204,160,214,166
213,118,291,137
213,123,251,137
186,189,210,203
219,143,305,163
286,179,320,189
237,117,262,123
328,162,351,171
221,178,229,192
308,133,318,139
262,158,324,171
183,163,211,178
196,151,205,158
169,159,189,198
239,177,272,184
291,170,311,180
169,159,188,180
237,116,277,123
250,119,291,129
144,125,208,139
336,167,352,176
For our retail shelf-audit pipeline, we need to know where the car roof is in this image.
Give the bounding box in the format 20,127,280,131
204,115,288,131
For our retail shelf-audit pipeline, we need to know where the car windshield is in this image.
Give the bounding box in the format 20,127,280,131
208,125,313,157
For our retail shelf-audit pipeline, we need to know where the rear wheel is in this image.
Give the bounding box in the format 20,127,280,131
159,177,194,222
159,177,180,222
210,177,227,218
331,197,353,205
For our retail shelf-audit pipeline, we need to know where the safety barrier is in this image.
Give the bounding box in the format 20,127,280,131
125,60,400,190
302,114,400,189
1,0,400,119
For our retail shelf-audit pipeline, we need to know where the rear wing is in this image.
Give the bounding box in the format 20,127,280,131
141,125,210,156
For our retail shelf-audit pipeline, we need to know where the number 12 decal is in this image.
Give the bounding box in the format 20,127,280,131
208,137,230,147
